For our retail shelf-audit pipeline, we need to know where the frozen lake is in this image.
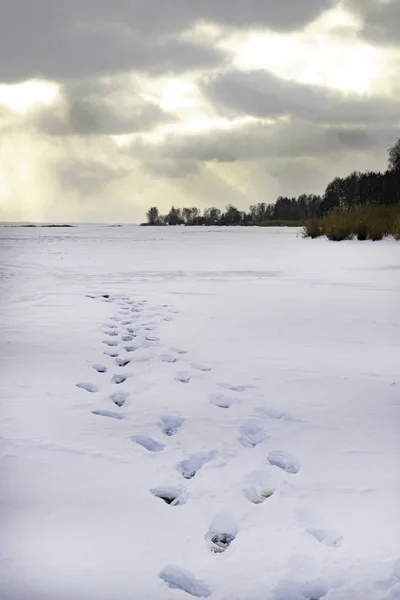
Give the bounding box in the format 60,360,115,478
0,225,399,600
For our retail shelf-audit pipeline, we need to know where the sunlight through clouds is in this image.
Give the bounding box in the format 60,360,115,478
220,6,385,94
0,80,59,113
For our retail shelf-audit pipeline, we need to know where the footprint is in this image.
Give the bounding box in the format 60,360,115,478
125,345,139,353
239,423,268,448
111,374,130,385
170,348,188,355
116,357,131,367
305,527,343,548
110,316,123,322
376,558,400,592
175,371,191,383
131,435,164,452
159,566,212,598
158,416,184,437
126,327,138,334
160,353,177,363
76,382,99,393
267,450,301,474
253,406,294,422
104,350,119,358
110,392,129,407
121,335,134,342
190,363,211,372
103,340,119,347
92,410,125,420
92,364,108,373
242,470,277,504
274,578,330,600
150,486,187,506
104,330,119,337
218,382,254,392
297,510,343,548
177,450,217,479
209,393,233,409
146,335,160,342
121,320,133,326
206,513,237,554
104,323,118,329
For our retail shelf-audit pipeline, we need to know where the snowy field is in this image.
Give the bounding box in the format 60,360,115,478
0,224,399,600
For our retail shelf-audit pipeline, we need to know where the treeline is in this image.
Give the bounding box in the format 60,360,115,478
143,139,400,226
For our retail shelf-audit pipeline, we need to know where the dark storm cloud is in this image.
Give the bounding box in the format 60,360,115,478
130,118,395,166
346,0,400,45
31,78,173,136
0,0,336,83
201,70,400,126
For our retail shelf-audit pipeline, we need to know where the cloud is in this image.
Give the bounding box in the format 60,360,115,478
201,69,400,126
346,0,400,45
0,0,336,83
30,77,174,136
128,116,398,171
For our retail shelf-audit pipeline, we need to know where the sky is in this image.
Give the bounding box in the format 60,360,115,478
0,0,399,223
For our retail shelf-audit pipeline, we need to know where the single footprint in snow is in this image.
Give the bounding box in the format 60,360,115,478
92,364,108,373
150,486,187,506
177,450,217,479
206,513,237,554
125,345,139,353
376,558,400,592
131,435,164,452
158,415,184,436
103,340,119,347
92,409,125,420
218,382,254,392
159,566,212,598
145,335,160,342
253,406,294,422
274,578,330,600
109,392,129,407
76,382,99,393
110,316,123,322
121,320,133,326
116,357,131,367
175,371,191,383
170,347,188,355
268,450,301,474
160,353,178,363
126,326,139,334
111,373,131,385
121,335,134,342
242,470,277,504
239,423,268,448
209,393,233,409
104,323,118,329
305,527,343,548
104,350,119,358
297,510,343,548
191,363,211,372
104,330,118,337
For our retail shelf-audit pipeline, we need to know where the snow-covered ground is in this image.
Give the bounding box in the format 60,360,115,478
0,225,399,600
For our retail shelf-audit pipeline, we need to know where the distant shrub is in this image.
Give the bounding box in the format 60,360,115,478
393,216,400,240
302,219,324,238
324,212,354,241
303,205,400,241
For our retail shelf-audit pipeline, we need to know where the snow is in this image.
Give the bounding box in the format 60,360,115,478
0,224,399,600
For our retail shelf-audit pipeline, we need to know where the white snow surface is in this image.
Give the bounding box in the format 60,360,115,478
0,224,399,600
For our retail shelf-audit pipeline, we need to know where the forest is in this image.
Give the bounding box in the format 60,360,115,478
143,139,400,227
